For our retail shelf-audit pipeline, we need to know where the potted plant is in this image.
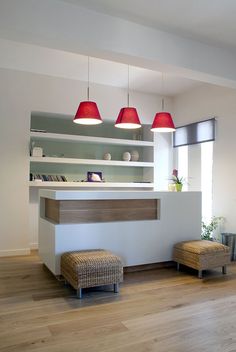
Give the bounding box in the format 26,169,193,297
171,169,184,192
201,216,224,241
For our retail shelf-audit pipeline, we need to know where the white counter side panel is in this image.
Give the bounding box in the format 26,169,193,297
38,219,56,273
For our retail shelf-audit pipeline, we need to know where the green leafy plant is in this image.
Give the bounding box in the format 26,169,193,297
201,216,224,241
171,175,185,185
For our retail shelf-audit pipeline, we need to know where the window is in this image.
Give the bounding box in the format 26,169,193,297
174,119,215,221
177,146,188,191
176,143,213,221
201,142,213,222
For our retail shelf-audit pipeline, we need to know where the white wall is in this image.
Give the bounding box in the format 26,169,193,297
0,72,30,256
173,84,236,232
0,65,173,255
154,133,173,191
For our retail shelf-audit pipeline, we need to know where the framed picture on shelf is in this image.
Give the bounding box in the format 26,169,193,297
87,171,103,182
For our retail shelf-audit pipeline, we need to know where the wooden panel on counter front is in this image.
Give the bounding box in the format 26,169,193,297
45,198,60,223
44,198,159,224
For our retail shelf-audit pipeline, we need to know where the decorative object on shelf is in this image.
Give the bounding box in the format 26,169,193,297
168,183,176,192
115,65,141,129
103,152,111,160
73,57,102,125
87,171,103,182
130,150,139,161
132,130,142,140
151,73,176,132
170,168,184,192
122,151,131,161
32,147,43,157
175,183,183,192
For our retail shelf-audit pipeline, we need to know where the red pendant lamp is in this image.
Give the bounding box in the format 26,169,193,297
73,57,102,125
115,65,141,129
151,110,176,132
151,73,175,132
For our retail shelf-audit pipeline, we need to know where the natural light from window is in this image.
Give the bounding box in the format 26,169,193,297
201,141,213,222
177,145,188,191
177,141,213,220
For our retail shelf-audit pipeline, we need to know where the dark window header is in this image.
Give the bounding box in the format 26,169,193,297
173,118,216,148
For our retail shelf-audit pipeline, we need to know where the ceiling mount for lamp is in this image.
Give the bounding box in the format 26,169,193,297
115,65,141,129
151,73,175,132
73,57,102,125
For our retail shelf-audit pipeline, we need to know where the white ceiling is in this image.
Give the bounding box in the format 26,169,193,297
1,0,235,95
61,0,236,52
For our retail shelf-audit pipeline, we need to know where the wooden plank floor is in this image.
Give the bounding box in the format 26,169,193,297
1,252,236,351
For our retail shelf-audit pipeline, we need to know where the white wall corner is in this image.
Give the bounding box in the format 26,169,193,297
154,133,173,190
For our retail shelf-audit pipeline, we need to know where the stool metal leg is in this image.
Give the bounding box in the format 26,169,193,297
176,262,180,271
77,288,82,299
114,283,119,293
222,265,227,275
64,279,69,286
233,237,236,261
198,270,203,279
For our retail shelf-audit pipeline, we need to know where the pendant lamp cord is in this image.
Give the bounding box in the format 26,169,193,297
161,98,164,111
87,56,90,101
161,72,164,111
127,65,130,107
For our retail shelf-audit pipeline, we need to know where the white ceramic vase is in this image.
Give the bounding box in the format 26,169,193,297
122,152,131,161
103,153,111,160
131,150,139,161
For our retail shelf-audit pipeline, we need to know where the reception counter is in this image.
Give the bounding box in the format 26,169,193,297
39,190,201,275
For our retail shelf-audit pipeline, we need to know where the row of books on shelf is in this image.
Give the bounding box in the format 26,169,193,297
30,173,67,182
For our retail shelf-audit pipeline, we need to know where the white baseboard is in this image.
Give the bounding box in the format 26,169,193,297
30,242,38,250
0,248,31,257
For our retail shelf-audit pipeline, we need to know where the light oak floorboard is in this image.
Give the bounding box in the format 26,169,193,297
1,252,236,351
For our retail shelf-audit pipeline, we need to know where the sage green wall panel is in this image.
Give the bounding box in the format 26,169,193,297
31,114,152,141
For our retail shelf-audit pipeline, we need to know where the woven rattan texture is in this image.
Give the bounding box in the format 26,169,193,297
173,240,230,271
174,240,230,254
61,249,123,290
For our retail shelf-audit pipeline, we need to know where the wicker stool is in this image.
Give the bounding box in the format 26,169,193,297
173,240,230,278
61,249,123,298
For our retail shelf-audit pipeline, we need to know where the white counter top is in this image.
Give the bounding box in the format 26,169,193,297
39,189,200,200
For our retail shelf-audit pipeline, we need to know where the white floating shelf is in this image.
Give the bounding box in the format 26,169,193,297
30,156,154,167
30,131,154,147
29,181,154,188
